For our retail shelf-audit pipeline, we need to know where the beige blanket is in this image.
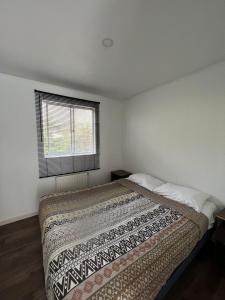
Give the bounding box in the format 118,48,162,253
39,179,208,300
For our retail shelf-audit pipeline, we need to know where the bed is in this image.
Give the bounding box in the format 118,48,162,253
39,178,213,300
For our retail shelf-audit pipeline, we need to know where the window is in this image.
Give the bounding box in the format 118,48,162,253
35,91,99,178
42,101,95,157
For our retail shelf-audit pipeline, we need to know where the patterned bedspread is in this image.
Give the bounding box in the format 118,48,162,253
39,179,208,300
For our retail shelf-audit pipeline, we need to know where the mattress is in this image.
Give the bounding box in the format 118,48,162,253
39,179,208,300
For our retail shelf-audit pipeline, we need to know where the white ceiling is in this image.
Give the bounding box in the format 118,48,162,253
0,0,225,99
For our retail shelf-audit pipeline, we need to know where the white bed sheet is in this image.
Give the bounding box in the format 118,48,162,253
201,200,217,229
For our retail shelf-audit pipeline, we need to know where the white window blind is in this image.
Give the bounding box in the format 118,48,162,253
35,90,100,178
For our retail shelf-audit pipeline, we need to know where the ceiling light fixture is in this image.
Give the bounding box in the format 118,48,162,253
102,38,114,48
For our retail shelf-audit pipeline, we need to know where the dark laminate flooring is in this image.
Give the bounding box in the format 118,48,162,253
0,216,225,300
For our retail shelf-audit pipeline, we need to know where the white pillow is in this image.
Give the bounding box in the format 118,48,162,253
128,173,164,191
153,183,210,212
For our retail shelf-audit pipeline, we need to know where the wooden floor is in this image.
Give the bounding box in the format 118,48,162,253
0,216,225,300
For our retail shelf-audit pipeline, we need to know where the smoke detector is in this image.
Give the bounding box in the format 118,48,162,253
102,38,114,47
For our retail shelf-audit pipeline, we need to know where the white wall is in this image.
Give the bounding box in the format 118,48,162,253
123,61,225,206
0,73,124,224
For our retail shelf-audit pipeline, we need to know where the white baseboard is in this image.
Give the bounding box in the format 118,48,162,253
0,212,38,226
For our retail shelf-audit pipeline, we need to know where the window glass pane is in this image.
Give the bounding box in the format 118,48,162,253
74,108,95,155
42,101,72,157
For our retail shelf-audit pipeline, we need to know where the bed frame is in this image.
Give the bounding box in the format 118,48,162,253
155,228,213,300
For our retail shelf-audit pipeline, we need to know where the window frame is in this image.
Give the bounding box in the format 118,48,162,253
42,100,96,158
